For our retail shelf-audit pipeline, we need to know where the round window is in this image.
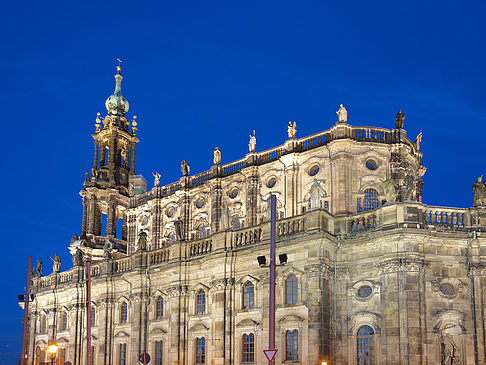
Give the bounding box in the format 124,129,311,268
195,197,205,209
357,285,373,298
366,159,378,170
229,188,238,199
266,177,277,188
439,283,456,296
166,206,175,218
309,165,320,176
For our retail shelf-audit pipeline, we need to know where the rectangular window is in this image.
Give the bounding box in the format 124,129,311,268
156,298,164,319
196,337,206,364
197,291,206,315
120,303,128,323
91,308,96,327
243,282,255,309
155,340,163,365
119,343,127,365
286,275,298,304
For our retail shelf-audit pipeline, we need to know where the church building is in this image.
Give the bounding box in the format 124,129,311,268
23,66,486,364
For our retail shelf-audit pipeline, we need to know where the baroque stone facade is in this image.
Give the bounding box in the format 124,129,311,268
23,67,486,364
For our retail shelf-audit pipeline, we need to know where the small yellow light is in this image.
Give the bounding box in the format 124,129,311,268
48,344,58,354
321,362,328,365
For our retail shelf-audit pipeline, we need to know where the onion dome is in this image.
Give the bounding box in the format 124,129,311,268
105,65,129,116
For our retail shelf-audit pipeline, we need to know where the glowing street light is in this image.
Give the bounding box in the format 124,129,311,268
48,343,58,365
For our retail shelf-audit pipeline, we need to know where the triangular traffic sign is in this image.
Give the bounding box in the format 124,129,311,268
263,349,278,363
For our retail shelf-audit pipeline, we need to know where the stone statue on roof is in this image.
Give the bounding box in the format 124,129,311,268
103,239,112,260
396,109,405,129
336,104,347,123
287,121,297,139
248,130,256,152
472,176,486,207
72,249,83,266
153,171,161,187
137,231,147,251
181,160,190,176
213,147,221,165
51,253,61,273
35,259,43,277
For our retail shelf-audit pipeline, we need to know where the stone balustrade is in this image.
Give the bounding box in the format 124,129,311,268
31,202,486,294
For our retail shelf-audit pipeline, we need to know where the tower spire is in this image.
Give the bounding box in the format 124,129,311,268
105,62,129,116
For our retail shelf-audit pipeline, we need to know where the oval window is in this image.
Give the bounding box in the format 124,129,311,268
357,285,372,298
166,207,175,218
266,177,277,188
439,283,455,296
195,197,205,209
366,159,378,170
309,165,320,176
229,188,238,199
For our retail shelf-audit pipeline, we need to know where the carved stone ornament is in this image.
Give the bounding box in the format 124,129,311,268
472,175,486,207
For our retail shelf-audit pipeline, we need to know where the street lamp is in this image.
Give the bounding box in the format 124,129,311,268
48,343,58,365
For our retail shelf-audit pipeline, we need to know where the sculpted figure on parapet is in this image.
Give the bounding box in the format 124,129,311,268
248,130,256,152
396,109,405,129
35,259,43,277
213,147,221,165
287,121,297,139
137,231,147,251
153,171,161,187
181,160,190,176
382,178,398,203
103,239,112,260
336,104,347,123
472,176,486,207
174,218,184,241
51,253,61,273
72,248,83,266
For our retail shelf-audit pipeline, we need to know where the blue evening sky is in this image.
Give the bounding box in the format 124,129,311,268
1,0,485,362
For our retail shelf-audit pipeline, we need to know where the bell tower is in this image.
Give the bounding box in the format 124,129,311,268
74,64,139,259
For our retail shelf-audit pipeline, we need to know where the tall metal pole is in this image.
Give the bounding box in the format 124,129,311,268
269,194,277,363
20,256,32,365
86,259,92,365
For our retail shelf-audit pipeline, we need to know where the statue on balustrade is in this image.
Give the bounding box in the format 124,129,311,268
382,178,398,204
72,248,83,266
85,170,90,183
396,109,405,129
181,160,190,176
174,218,184,241
153,171,161,187
248,130,256,152
287,121,297,139
336,104,347,123
213,147,221,165
51,253,61,273
403,173,417,201
35,259,43,277
128,183,135,197
472,176,486,207
137,231,147,251
103,239,112,260
414,130,422,151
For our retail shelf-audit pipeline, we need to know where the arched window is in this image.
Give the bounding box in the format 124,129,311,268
243,282,255,309
196,225,208,239
363,189,378,211
119,343,127,365
357,325,374,365
232,216,241,230
242,333,255,362
59,311,67,331
285,274,298,304
286,330,299,361
196,289,206,315
196,337,206,364
156,297,164,319
40,315,47,333
120,302,128,323
90,307,96,327
155,340,163,365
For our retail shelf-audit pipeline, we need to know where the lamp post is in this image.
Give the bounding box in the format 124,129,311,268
48,343,58,365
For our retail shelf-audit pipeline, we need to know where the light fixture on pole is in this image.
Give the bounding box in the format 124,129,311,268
48,343,58,365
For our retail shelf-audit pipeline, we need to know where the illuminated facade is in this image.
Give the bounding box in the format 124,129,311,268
24,67,486,364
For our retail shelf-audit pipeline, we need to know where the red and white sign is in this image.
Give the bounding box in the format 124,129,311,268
263,349,278,363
